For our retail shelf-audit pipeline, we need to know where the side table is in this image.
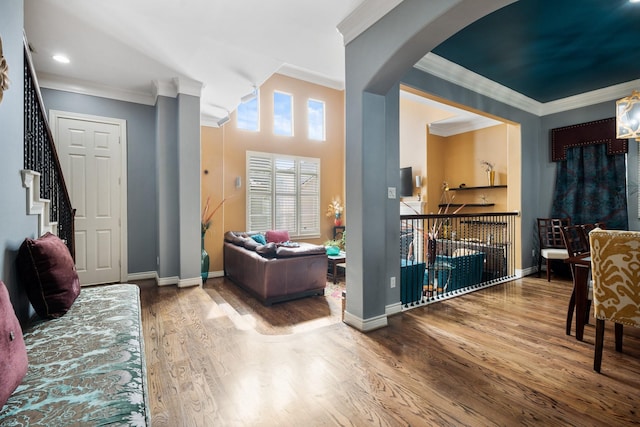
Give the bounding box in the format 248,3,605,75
327,252,346,284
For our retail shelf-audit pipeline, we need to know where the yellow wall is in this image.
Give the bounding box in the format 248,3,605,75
201,73,345,272
427,124,509,213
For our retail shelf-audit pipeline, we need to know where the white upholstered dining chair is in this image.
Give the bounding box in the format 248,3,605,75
537,218,571,281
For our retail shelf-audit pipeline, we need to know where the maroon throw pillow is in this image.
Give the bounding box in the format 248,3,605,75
265,229,290,244
17,232,81,319
0,280,28,408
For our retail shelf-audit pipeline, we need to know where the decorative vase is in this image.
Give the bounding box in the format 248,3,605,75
487,170,496,186
427,238,437,265
201,231,209,283
334,213,342,226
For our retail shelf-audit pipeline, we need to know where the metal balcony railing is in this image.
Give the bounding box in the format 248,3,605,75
400,212,518,310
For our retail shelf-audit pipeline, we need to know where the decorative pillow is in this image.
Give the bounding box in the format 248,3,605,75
250,233,267,245
0,280,28,408
265,229,290,244
16,232,81,319
256,242,277,258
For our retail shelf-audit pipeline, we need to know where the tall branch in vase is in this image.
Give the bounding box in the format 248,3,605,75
427,182,465,264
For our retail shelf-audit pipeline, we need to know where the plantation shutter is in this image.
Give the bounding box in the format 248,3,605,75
246,151,320,237
247,154,273,232
275,158,297,233
299,160,320,237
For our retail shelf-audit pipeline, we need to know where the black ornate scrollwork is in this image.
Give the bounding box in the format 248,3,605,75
23,44,75,259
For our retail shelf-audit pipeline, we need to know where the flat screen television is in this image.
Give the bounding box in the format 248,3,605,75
400,166,413,197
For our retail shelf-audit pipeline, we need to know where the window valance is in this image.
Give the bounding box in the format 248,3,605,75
551,117,627,162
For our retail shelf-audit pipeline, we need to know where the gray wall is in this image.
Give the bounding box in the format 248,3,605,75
156,95,179,278
177,93,201,283
0,0,38,323
40,89,158,275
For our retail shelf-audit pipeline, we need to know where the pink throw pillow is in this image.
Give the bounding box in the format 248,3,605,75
265,229,290,244
0,280,28,408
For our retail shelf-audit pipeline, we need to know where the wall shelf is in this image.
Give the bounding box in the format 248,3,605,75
449,185,507,191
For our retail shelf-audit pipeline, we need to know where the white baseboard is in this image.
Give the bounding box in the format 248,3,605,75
343,311,388,332
127,271,157,282
518,267,537,278
157,276,179,286
206,270,225,278
127,271,217,287
385,302,403,316
178,276,202,288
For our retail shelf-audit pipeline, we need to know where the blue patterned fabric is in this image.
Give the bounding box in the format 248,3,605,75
552,144,628,230
0,284,149,426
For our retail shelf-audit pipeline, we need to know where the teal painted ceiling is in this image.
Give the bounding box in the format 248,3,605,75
432,0,640,103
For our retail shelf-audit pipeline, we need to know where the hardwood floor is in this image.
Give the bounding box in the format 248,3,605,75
135,275,640,426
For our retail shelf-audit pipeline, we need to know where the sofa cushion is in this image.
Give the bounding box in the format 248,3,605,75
224,231,244,246
256,242,277,258
0,280,28,408
243,237,260,251
16,232,81,319
276,244,327,258
265,229,290,244
251,233,267,245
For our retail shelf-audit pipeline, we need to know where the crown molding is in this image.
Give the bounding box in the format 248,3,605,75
173,77,203,98
337,0,403,45
200,116,222,128
38,72,156,105
276,64,344,90
414,53,544,115
542,79,640,115
429,116,501,137
153,79,177,99
414,53,640,117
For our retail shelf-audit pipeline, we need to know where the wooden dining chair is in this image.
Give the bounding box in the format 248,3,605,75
537,218,571,281
589,228,640,373
560,224,591,335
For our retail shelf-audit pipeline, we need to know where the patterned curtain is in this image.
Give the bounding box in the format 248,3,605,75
551,144,628,230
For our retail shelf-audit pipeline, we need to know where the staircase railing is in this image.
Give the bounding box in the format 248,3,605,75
22,38,75,259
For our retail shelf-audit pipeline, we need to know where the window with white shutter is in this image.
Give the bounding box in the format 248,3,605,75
246,151,320,238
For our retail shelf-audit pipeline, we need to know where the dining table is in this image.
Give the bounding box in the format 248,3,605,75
565,253,591,341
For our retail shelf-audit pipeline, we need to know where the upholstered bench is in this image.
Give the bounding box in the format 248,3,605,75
0,284,150,425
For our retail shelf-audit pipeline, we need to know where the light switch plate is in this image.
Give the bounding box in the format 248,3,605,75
388,187,396,199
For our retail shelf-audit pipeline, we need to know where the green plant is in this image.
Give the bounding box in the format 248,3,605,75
324,239,341,248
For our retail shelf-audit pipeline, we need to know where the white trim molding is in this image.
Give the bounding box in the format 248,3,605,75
38,72,155,106
343,311,388,332
178,276,203,288
157,276,179,286
385,302,403,317
276,66,344,91
414,53,640,117
21,169,55,236
337,0,403,45
127,271,158,282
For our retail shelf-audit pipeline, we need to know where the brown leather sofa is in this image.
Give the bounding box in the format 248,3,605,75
223,231,328,305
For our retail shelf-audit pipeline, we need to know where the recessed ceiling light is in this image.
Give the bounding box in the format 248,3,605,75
631,0,640,3
52,54,70,64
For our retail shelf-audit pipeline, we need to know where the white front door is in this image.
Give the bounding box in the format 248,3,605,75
51,111,127,286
